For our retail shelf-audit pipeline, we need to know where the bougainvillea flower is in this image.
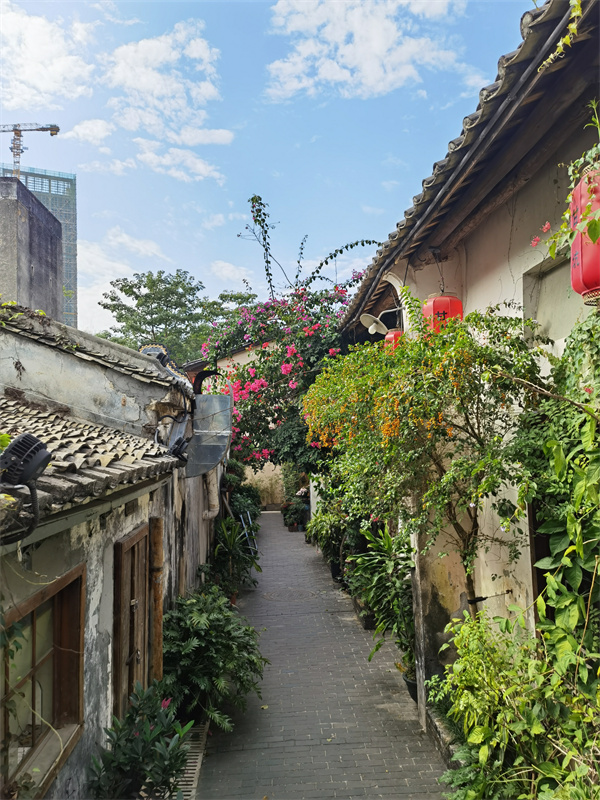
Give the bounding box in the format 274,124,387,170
542,221,551,233
281,363,293,375
531,236,541,247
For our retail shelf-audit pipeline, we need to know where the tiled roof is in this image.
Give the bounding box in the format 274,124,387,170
0,305,194,398
342,0,599,329
0,395,178,526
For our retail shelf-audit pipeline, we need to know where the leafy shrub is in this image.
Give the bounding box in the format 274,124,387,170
212,518,261,595
88,681,193,799
162,586,268,731
430,612,600,799
282,496,306,526
230,482,262,520
346,524,415,671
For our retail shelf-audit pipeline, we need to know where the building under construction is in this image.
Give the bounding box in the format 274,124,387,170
0,163,77,327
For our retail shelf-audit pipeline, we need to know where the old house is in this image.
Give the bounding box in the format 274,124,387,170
0,282,229,792
341,0,599,723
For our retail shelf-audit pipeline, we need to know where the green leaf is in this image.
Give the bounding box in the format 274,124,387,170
587,217,600,243
565,563,583,591
536,594,546,620
467,726,489,745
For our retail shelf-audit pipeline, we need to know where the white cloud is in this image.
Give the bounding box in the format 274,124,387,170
105,226,172,261
77,239,136,333
0,0,94,110
202,214,226,230
133,138,225,184
166,126,234,146
362,204,385,215
102,21,223,129
210,260,253,284
381,180,400,191
63,119,115,146
91,1,141,26
266,0,472,101
78,158,137,176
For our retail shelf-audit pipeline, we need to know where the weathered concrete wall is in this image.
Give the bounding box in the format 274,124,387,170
0,322,187,437
0,178,64,320
0,466,210,800
398,123,597,710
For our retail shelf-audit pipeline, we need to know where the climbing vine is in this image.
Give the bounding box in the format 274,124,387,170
304,289,550,610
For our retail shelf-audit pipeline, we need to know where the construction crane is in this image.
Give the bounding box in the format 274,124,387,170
0,123,60,180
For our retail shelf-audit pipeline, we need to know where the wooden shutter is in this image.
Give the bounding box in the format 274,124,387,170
113,525,149,719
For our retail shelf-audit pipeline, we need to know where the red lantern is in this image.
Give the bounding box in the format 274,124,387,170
384,329,403,349
423,293,463,332
570,168,600,305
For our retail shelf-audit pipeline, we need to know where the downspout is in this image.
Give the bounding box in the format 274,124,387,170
202,466,220,520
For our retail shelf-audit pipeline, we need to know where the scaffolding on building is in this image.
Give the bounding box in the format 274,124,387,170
1,163,77,327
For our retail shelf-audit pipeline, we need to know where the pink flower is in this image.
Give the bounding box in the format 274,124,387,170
542,221,551,233
161,698,172,710
248,367,256,377
281,363,293,375
531,236,541,247
584,386,593,395
262,342,269,349
328,348,340,356
289,380,298,389
286,344,297,357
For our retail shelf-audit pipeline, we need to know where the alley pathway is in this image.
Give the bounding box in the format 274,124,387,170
196,512,447,800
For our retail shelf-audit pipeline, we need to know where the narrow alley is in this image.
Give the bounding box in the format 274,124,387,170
196,511,447,800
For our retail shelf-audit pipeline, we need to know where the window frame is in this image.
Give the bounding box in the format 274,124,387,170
1,563,85,797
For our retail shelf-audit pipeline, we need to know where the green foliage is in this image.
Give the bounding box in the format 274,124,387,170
88,681,193,800
229,482,262,521
199,194,377,470
281,496,306,526
98,270,257,365
305,496,347,565
346,524,415,672
305,291,549,603
538,0,583,73
429,313,600,799
0,432,10,453
212,518,261,596
536,100,600,257
281,462,302,502
432,612,599,800
162,586,268,731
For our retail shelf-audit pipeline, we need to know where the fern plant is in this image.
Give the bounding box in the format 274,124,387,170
162,586,268,731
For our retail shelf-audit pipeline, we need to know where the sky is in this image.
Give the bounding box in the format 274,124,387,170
0,0,534,335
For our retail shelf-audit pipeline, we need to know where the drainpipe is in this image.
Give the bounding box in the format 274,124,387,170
149,516,164,682
202,467,220,520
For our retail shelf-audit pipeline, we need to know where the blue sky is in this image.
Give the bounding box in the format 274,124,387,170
0,0,532,334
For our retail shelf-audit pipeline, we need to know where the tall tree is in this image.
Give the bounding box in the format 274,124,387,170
98,271,257,365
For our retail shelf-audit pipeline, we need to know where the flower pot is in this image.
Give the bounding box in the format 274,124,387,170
287,524,298,532
403,675,418,703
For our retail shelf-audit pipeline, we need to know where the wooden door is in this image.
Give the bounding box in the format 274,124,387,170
113,525,149,718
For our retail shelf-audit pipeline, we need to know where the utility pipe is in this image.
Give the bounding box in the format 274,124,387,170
202,467,220,520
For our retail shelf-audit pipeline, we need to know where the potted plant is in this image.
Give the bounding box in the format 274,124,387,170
212,518,261,598
346,524,417,698
282,497,306,530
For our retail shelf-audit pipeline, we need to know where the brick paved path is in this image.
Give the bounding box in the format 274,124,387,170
196,511,446,800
